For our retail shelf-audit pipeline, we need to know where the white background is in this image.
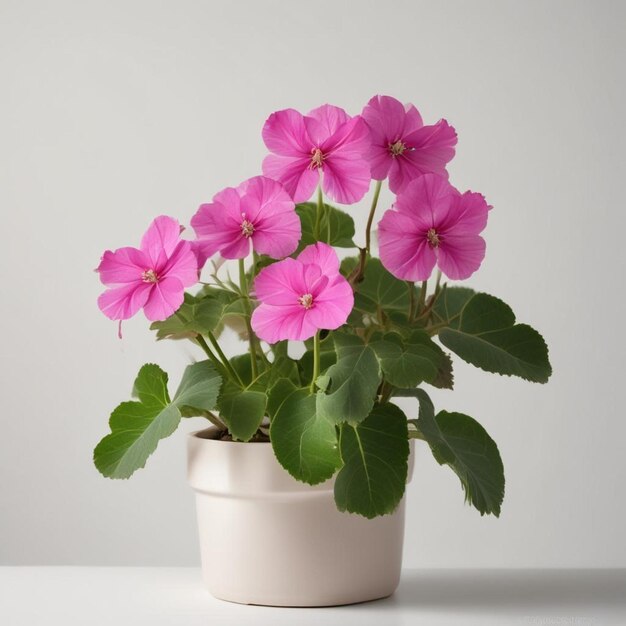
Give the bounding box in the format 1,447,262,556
1,0,624,568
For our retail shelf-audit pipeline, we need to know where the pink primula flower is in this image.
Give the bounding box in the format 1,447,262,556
361,95,457,194
262,104,371,205
378,174,491,282
251,243,354,343
191,175,300,265
97,216,198,326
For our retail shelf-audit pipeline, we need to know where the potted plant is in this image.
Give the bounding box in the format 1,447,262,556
93,95,551,607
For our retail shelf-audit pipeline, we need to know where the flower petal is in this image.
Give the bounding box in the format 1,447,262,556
297,242,340,275
262,154,319,203
97,282,152,320
367,144,393,180
238,176,301,259
322,155,371,204
439,191,491,237
160,240,198,287
140,216,182,265
322,115,370,156
253,257,306,306
362,95,411,146
437,234,486,280
378,209,437,281
388,119,457,193
251,304,317,343
220,235,250,260
262,108,312,157
142,276,185,321
403,103,425,136
305,104,350,146
191,187,245,262
97,247,150,287
307,276,354,330
394,173,458,230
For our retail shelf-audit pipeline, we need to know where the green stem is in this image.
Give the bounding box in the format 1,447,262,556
380,380,393,403
417,280,428,313
310,330,320,393
205,411,227,431
408,429,426,441
349,180,383,286
314,184,324,240
407,281,416,322
195,335,228,378
434,269,442,294
365,180,382,255
238,258,258,379
207,331,244,386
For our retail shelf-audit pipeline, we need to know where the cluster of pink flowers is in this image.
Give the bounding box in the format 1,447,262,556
97,95,490,342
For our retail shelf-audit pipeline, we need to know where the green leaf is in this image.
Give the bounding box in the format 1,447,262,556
432,285,476,327
94,361,221,479
172,360,223,412
271,387,342,485
296,202,355,250
416,399,505,517
228,354,266,387
316,333,381,424
429,351,455,390
438,293,552,383
150,289,239,340
267,356,301,388
342,258,413,317
334,403,409,518
266,377,299,419
217,381,267,442
371,330,446,388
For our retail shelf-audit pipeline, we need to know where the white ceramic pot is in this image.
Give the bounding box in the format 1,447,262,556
187,427,415,607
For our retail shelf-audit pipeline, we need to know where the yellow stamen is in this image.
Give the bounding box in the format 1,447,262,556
310,147,325,169
141,269,159,283
389,140,407,156
426,228,441,248
241,219,255,238
298,293,314,309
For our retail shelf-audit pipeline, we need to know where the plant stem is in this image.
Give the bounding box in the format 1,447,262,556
207,331,244,386
310,330,321,393
434,269,442,294
205,411,227,431
407,281,416,322
238,258,258,379
380,380,393,403
195,335,227,377
365,180,382,255
349,180,383,286
314,184,324,240
417,280,428,313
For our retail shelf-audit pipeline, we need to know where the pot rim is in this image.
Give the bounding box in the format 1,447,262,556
187,426,415,496
188,426,270,444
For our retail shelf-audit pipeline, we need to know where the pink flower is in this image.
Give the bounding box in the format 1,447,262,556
191,176,300,265
361,95,457,194
97,216,198,324
251,243,354,343
262,104,371,205
378,174,490,282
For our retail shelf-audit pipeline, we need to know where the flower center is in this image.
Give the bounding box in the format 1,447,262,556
426,228,441,248
309,147,325,170
389,140,407,156
298,293,314,309
241,218,255,238
141,268,159,283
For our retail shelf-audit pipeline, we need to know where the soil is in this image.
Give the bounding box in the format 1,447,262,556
215,430,270,443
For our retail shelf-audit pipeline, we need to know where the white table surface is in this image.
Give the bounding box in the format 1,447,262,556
1,567,624,626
